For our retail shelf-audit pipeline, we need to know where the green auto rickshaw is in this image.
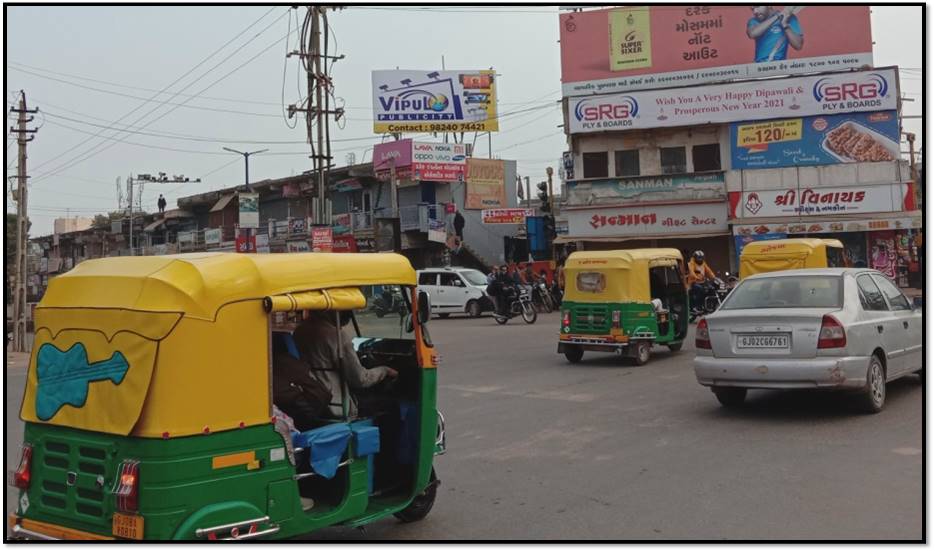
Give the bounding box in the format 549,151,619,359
9,252,445,540
557,249,689,365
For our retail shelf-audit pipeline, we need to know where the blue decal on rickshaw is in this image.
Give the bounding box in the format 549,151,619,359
35,343,130,420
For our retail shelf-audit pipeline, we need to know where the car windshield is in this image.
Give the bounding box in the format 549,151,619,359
721,275,842,310
459,270,488,286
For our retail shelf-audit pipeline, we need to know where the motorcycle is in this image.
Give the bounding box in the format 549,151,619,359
372,287,406,318
531,281,554,313
494,285,537,325
689,278,728,322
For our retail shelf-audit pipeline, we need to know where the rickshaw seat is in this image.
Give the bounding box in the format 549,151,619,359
291,423,352,479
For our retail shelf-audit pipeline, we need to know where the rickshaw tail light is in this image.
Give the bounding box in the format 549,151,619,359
12,445,32,489
696,319,711,349
562,310,570,327
114,460,140,513
611,310,621,328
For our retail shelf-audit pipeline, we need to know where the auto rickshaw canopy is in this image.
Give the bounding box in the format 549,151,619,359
23,253,417,438
739,238,843,279
563,249,683,303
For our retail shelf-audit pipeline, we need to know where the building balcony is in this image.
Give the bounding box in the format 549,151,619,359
399,203,445,232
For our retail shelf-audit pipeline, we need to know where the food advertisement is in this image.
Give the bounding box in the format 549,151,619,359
560,6,873,96
728,183,915,219
730,111,900,169
372,70,498,133
732,214,922,237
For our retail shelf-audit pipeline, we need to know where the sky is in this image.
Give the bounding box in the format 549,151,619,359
5,5,924,235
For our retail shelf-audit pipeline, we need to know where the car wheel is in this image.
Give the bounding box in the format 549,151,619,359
563,346,584,364
860,355,886,414
631,341,651,366
467,300,482,318
394,468,438,523
437,313,450,319
667,342,683,352
713,387,746,407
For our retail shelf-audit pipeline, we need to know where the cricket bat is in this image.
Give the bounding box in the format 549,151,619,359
767,6,805,62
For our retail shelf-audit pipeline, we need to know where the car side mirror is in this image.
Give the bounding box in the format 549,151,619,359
913,296,923,310
418,291,431,324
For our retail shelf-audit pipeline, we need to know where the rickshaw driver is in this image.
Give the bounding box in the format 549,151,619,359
293,311,398,419
686,250,716,311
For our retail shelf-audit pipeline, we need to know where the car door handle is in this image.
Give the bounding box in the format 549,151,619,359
877,325,884,334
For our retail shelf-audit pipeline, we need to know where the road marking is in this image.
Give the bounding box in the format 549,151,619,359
892,447,922,456
442,384,594,403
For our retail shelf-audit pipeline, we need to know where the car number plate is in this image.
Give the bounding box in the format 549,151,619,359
112,512,144,540
737,334,789,349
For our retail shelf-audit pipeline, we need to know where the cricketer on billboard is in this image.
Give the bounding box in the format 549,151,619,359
372,70,498,133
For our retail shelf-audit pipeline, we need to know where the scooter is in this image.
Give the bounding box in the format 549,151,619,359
372,287,405,318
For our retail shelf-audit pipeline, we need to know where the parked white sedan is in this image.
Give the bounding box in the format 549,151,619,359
694,268,922,413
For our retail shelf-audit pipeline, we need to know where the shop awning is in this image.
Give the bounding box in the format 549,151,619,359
143,218,166,232
209,194,236,213
553,231,730,244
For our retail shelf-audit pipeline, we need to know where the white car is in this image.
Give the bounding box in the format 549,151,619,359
693,268,922,413
417,267,494,318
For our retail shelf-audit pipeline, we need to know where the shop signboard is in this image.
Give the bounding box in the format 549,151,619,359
332,234,358,253
372,69,498,133
482,208,535,224
568,68,898,134
566,173,725,206
728,183,915,219
287,240,311,253
332,213,352,235
289,217,307,235
311,226,333,252
732,213,923,237
465,158,506,209
282,182,302,198
255,233,270,254
562,152,574,181
204,228,222,245
428,219,447,243
567,202,728,238
560,6,873,96
332,178,363,193
238,192,259,229
730,111,900,169
235,230,257,254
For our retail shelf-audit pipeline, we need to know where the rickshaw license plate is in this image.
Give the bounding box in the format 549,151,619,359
112,513,144,540
738,335,789,349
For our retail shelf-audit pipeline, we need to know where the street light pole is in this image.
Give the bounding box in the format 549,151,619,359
222,147,269,190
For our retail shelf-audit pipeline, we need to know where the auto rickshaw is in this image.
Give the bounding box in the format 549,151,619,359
557,249,689,366
9,252,445,540
739,238,845,279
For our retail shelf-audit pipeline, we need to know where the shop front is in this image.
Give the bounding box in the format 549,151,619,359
560,201,732,275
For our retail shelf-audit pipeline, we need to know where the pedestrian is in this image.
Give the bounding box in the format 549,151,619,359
157,194,167,215
453,209,465,240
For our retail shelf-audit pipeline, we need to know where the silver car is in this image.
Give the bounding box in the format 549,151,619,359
694,268,922,413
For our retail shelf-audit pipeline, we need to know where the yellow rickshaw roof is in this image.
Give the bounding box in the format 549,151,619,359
565,248,683,269
40,252,416,319
741,238,837,256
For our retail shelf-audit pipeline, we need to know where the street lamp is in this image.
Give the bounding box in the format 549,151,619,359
222,147,269,190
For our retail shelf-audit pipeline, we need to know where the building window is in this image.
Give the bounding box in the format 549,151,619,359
692,144,721,172
582,152,609,178
614,150,640,177
660,147,687,174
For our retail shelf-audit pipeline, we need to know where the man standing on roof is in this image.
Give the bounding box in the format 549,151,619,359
157,194,167,215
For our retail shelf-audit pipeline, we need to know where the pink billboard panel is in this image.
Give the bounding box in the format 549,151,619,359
373,138,413,172
560,6,873,97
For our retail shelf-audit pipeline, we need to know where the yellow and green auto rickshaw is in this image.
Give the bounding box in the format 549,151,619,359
739,238,845,280
557,249,689,366
9,252,445,540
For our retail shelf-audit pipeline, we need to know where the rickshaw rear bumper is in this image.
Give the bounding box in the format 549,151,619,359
558,338,629,354
8,514,113,540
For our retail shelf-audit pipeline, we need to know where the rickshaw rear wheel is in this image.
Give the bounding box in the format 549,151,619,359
667,342,683,352
563,346,584,364
631,341,651,366
394,468,438,523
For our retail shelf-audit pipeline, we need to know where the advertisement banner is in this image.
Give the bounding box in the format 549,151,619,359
732,213,922,237
204,228,222,245
289,217,307,235
567,202,728,238
729,183,914,219
311,227,333,252
332,235,358,253
465,158,507,209
568,68,898,134
372,69,498,133
235,230,257,254
255,233,270,254
238,193,259,229
566,173,725,206
560,6,873,96
482,208,535,224
287,240,311,253
428,219,447,243
730,111,899,169
374,140,467,182
373,138,413,173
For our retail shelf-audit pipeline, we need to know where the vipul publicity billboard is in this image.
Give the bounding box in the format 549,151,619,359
372,70,498,133
559,6,873,97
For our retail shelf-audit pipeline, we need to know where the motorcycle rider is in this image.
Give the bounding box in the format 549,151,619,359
494,265,518,317
685,250,716,312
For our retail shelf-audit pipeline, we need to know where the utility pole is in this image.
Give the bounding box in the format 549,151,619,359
126,172,199,255
10,91,38,353
288,6,345,226
222,147,269,190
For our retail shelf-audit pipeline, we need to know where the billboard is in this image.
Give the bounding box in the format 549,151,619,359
730,111,900,169
311,227,333,252
728,183,915,219
567,202,728,238
482,208,535,224
465,158,507,209
238,193,259,229
559,6,873,96
567,67,898,134
565,173,725,206
373,140,467,182
372,70,498,133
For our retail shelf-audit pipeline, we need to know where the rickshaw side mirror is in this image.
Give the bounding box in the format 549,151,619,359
418,291,431,324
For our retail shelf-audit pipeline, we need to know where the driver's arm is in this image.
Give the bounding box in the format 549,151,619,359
339,337,391,389
703,264,716,280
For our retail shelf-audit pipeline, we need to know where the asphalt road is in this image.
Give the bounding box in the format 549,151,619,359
6,314,924,540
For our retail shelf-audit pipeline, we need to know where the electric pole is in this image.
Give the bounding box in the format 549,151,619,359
222,147,268,190
10,91,38,353
288,6,344,225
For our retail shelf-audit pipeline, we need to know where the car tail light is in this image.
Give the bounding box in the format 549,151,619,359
12,445,32,489
696,318,711,349
562,310,570,327
817,315,847,349
611,310,621,329
114,460,140,513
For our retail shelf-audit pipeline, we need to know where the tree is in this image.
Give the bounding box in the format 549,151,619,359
92,211,126,229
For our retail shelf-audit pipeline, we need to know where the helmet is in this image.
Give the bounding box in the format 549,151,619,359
692,250,705,263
